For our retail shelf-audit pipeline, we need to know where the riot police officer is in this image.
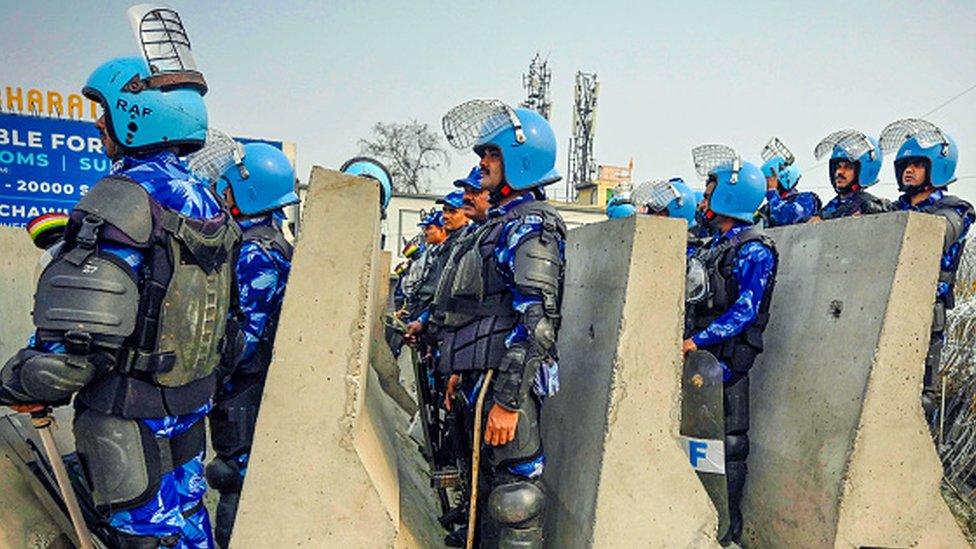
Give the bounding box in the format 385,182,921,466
205,143,299,548
436,100,566,547
684,145,778,545
757,137,821,226
880,118,975,421
632,177,704,255
0,50,238,547
812,129,890,220
455,165,491,226
605,183,637,219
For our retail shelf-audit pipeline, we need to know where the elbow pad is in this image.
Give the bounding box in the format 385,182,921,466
1,349,101,404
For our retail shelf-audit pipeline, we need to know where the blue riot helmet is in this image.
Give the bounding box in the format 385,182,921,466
880,118,958,190
418,210,444,228
83,57,207,158
437,190,466,209
814,130,882,190
215,143,298,216
632,178,699,227
669,178,700,226
340,156,394,212
606,196,636,219
692,144,765,223
760,157,802,191
760,137,801,191
442,99,561,191
453,166,483,190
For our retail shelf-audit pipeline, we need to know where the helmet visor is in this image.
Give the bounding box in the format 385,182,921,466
686,257,709,304
187,129,246,185
761,136,795,165
879,118,949,154
633,180,679,214
814,129,874,161
692,144,740,179
127,5,207,93
442,99,525,150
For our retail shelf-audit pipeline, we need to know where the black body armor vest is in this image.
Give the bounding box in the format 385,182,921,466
432,200,564,373
685,227,778,374
37,176,242,418
820,189,888,220
913,194,974,309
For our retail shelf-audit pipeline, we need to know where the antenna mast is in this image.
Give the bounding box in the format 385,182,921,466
567,71,599,202
520,53,552,120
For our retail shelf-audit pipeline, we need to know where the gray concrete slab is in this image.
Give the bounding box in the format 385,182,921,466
0,227,40,364
744,212,967,546
542,216,718,548
233,168,400,548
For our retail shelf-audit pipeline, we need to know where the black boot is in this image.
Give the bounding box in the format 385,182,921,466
720,462,747,546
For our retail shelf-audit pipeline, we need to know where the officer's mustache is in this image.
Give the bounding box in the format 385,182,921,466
463,199,475,207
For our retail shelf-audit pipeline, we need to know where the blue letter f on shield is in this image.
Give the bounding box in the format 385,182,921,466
689,440,707,468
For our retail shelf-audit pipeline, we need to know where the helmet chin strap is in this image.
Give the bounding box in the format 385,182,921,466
898,181,932,196
488,182,513,205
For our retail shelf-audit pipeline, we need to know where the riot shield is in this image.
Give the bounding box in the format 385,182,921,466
679,350,729,537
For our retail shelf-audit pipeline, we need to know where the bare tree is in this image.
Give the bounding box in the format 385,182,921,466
359,120,450,194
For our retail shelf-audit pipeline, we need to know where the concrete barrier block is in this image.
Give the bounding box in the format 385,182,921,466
233,168,399,547
744,212,966,546
542,215,718,548
0,227,39,362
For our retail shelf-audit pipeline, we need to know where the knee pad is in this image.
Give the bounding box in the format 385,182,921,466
725,433,749,463
487,480,545,527
205,456,243,493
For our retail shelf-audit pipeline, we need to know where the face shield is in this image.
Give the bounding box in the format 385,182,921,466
686,256,709,304
692,144,741,184
126,4,207,93
814,129,874,163
633,179,679,214
879,118,950,156
441,98,526,151
761,136,795,166
187,129,247,189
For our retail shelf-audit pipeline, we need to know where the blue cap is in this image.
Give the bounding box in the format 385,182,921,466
453,166,483,190
437,190,466,209
418,211,445,228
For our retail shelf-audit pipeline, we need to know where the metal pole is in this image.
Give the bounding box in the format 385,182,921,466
31,410,94,549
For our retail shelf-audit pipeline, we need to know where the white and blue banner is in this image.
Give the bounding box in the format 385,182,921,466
0,112,285,227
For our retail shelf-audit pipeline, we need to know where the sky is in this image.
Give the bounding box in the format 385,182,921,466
2,0,975,202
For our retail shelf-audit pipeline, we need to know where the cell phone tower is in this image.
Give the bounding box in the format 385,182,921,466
521,53,552,120
567,71,599,201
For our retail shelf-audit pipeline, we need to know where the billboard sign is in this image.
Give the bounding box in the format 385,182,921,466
0,112,289,227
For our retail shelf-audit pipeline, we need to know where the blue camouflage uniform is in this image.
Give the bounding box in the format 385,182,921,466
895,189,975,408
206,212,292,548
689,224,777,365
39,151,220,548
761,189,820,227
219,214,291,474
460,192,564,477
895,190,974,304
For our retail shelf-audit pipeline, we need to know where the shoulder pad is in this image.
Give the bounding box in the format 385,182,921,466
242,224,293,261
511,200,567,238
935,194,975,216
34,254,139,341
74,177,153,246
